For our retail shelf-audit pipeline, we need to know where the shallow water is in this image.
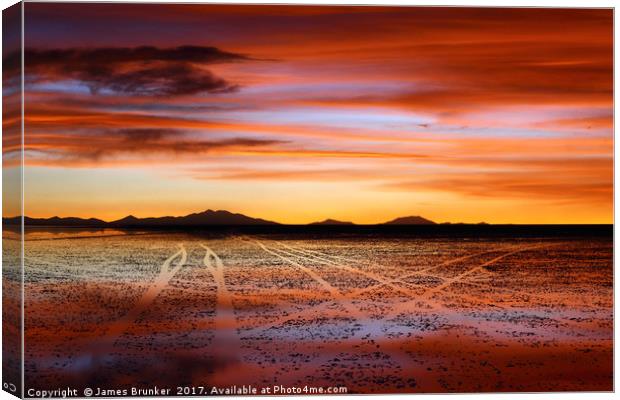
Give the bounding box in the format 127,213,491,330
19,230,612,394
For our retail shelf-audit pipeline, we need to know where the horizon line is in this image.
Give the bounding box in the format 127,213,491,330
1,210,613,226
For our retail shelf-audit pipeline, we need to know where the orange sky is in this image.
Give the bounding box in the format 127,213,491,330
4,4,613,223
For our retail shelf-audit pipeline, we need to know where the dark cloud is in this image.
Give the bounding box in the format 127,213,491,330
109,128,285,152
24,127,288,163
80,64,238,96
116,128,179,143
93,128,287,157
6,45,252,96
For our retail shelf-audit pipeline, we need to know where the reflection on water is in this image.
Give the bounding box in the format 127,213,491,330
21,227,149,241
23,230,612,393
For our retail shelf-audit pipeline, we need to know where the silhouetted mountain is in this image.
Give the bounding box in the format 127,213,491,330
3,216,107,227
3,210,278,227
309,219,355,225
110,215,141,225
109,209,279,227
0,211,490,228
383,215,436,225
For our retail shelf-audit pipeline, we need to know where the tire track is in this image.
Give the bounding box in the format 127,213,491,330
236,237,359,336
244,237,444,383
239,237,563,389
276,240,500,313
278,240,552,318
106,244,187,341
275,239,511,302
200,244,240,351
247,238,367,321
279,243,359,264
350,248,510,298
60,245,187,377
244,239,418,357
384,244,551,320
423,245,549,299
238,238,515,334
275,242,424,300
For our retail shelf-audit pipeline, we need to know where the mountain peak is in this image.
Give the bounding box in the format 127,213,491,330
117,215,139,221
383,215,436,225
310,218,355,225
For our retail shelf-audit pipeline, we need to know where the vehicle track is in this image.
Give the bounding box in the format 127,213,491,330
240,237,519,334
277,242,359,263
277,240,498,312
59,245,188,377
200,244,242,364
274,240,518,305
247,238,367,321
350,248,512,298
106,244,187,341
200,246,236,327
274,248,432,305
383,244,551,320
271,241,557,319
243,238,432,377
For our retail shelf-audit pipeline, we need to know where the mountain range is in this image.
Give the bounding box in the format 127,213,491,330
3,209,444,227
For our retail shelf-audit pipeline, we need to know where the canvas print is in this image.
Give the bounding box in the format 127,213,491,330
1,2,613,397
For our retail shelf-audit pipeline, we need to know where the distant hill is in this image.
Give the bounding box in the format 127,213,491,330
2,211,452,227
3,216,107,227
4,210,278,227
309,219,355,225
109,209,278,227
383,215,436,225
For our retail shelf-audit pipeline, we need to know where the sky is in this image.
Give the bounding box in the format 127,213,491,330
5,4,613,223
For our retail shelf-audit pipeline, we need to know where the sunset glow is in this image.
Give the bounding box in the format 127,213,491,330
12,4,613,223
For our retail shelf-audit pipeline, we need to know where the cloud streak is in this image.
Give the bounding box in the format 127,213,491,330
7,45,252,96
14,4,614,223
18,128,287,164
384,168,612,205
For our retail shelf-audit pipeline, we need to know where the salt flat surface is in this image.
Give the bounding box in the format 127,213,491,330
19,230,612,393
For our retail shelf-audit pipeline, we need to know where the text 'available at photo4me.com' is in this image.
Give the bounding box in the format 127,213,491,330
26,385,349,398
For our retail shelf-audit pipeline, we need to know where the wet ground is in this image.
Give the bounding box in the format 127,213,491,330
20,229,612,394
